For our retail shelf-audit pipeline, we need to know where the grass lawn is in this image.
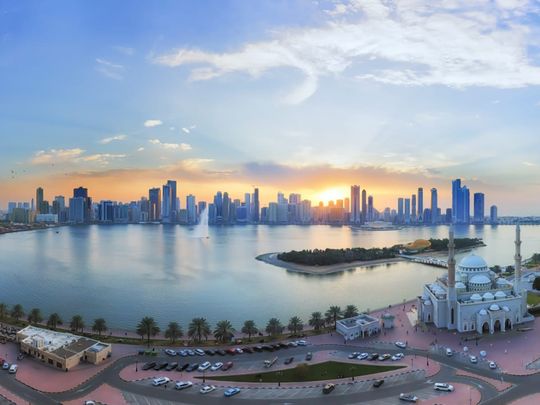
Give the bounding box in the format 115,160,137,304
199,361,405,383
528,292,540,306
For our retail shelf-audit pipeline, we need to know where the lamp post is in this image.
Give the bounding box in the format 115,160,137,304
136,360,138,372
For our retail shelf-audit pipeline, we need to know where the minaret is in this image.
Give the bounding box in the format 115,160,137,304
514,224,522,295
447,225,457,329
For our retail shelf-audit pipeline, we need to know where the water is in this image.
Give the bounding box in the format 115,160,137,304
0,224,538,330
192,207,209,239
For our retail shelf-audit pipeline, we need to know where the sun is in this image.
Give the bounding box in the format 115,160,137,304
314,187,348,205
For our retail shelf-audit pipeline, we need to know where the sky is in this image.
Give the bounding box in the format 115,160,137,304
1,0,540,214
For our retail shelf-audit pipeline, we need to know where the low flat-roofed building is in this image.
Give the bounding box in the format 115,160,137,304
16,326,111,371
336,313,380,341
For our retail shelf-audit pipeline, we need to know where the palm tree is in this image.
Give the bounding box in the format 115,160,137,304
214,320,235,343
287,316,304,335
265,318,284,337
325,305,343,329
0,303,8,320
343,304,359,318
92,318,108,337
241,320,258,341
10,304,24,322
70,314,85,333
47,313,63,330
136,316,160,347
27,308,43,325
188,318,211,343
309,311,325,332
164,322,183,344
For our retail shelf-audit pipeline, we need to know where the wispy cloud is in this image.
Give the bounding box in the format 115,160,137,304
153,0,540,104
31,148,85,165
144,119,163,128
181,125,196,134
149,139,192,151
113,46,135,56
95,58,124,80
80,153,126,165
99,134,127,144
137,147,145,152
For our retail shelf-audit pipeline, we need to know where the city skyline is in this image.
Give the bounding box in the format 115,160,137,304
2,1,540,214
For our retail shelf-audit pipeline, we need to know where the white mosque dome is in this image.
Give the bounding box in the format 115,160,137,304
496,278,510,285
459,254,488,270
489,304,501,311
494,291,506,299
479,309,488,316
502,306,510,312
470,275,491,285
455,282,466,289
483,292,495,300
470,293,482,301
424,300,432,305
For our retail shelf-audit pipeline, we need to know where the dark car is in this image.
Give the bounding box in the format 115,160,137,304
242,347,253,354
226,348,236,355
205,349,216,356
186,363,199,372
142,361,156,370
177,363,189,371
322,384,335,394
284,357,294,365
253,345,263,352
216,349,226,356
305,352,313,361
166,362,178,371
222,361,233,371
272,344,281,351
279,342,288,349
262,345,274,352
154,361,168,370
369,353,379,361
373,379,385,388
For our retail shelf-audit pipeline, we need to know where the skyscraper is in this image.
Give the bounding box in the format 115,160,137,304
397,198,404,223
411,194,417,222
430,188,438,224
73,186,92,222
162,184,171,222
253,188,260,223
367,195,374,222
36,187,44,214
361,189,367,224
490,205,498,224
350,185,360,224
417,187,424,222
167,180,177,221
452,179,461,223
149,188,161,222
473,192,485,224
186,194,196,224
404,198,411,224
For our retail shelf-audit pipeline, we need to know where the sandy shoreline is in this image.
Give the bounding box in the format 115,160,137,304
256,253,405,275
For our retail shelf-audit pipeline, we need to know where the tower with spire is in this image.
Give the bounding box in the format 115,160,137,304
446,225,457,330
514,223,522,296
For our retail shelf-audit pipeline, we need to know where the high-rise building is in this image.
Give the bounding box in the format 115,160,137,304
473,192,485,224
244,193,251,222
452,179,461,223
397,198,404,223
69,197,85,223
418,187,424,222
430,188,438,224
162,184,171,222
411,194,417,221
73,187,92,222
404,198,411,224
350,185,360,224
490,205,498,224
367,195,374,222
149,188,161,222
277,192,287,204
36,187,44,214
253,188,260,223
222,192,230,223
361,189,367,223
186,194,196,224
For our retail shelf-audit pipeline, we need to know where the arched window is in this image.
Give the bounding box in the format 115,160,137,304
451,308,454,324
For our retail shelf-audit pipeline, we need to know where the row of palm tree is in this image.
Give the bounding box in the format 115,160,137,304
0,302,108,336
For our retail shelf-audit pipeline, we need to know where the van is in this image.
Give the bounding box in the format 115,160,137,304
8,364,18,374
434,383,454,392
445,348,453,357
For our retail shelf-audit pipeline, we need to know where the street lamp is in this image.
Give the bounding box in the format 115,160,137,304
135,360,138,372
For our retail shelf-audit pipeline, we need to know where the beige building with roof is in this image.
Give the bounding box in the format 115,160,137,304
17,326,111,371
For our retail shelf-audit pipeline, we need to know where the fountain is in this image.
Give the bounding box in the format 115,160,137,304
192,206,209,238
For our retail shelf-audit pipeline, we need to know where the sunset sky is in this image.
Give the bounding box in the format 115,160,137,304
1,0,540,214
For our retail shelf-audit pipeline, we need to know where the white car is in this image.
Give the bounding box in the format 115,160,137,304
357,353,369,360
296,340,307,346
194,349,205,356
489,361,497,369
469,355,478,364
2,362,9,370
211,362,223,371
164,349,177,356
178,350,188,356
175,381,193,390
399,393,418,402
348,352,360,359
8,364,18,374
152,376,171,386
434,383,454,392
198,361,211,371
200,385,216,394
446,348,453,357
392,353,404,361
395,341,407,349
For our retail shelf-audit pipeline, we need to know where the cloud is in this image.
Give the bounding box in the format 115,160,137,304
99,134,127,144
80,153,126,165
137,147,145,152
144,119,163,128
148,139,192,151
523,161,538,167
31,148,85,165
95,58,124,80
153,0,540,103
113,46,135,56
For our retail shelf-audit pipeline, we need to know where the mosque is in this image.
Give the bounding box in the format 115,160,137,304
418,225,533,334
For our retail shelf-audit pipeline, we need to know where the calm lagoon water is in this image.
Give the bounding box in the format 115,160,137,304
0,224,538,330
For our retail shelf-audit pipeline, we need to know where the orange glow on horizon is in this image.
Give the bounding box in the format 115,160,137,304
312,187,349,205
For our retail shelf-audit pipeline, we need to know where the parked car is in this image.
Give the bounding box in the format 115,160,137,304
489,361,497,369
2,362,9,370
369,353,379,361
395,341,407,349
284,357,294,365
287,341,297,347
392,353,404,361
357,353,369,360
235,348,244,354
186,349,195,356
200,385,216,394
348,352,360,359
224,387,241,397
178,350,188,357
242,347,253,353
278,342,288,349
296,340,307,346
272,344,281,351
469,355,478,364
222,361,233,371
211,362,223,371
175,381,193,390
152,377,170,386
164,349,177,356
198,361,211,371
154,361,168,370
373,379,385,388
177,363,189,371
253,346,263,352
216,349,226,356
194,349,205,356
446,348,453,357
226,348,237,355
186,363,199,372
166,362,178,371
322,383,335,394
305,352,313,361
8,364,17,374
399,393,419,402
434,383,454,392
205,349,216,356
142,361,156,370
